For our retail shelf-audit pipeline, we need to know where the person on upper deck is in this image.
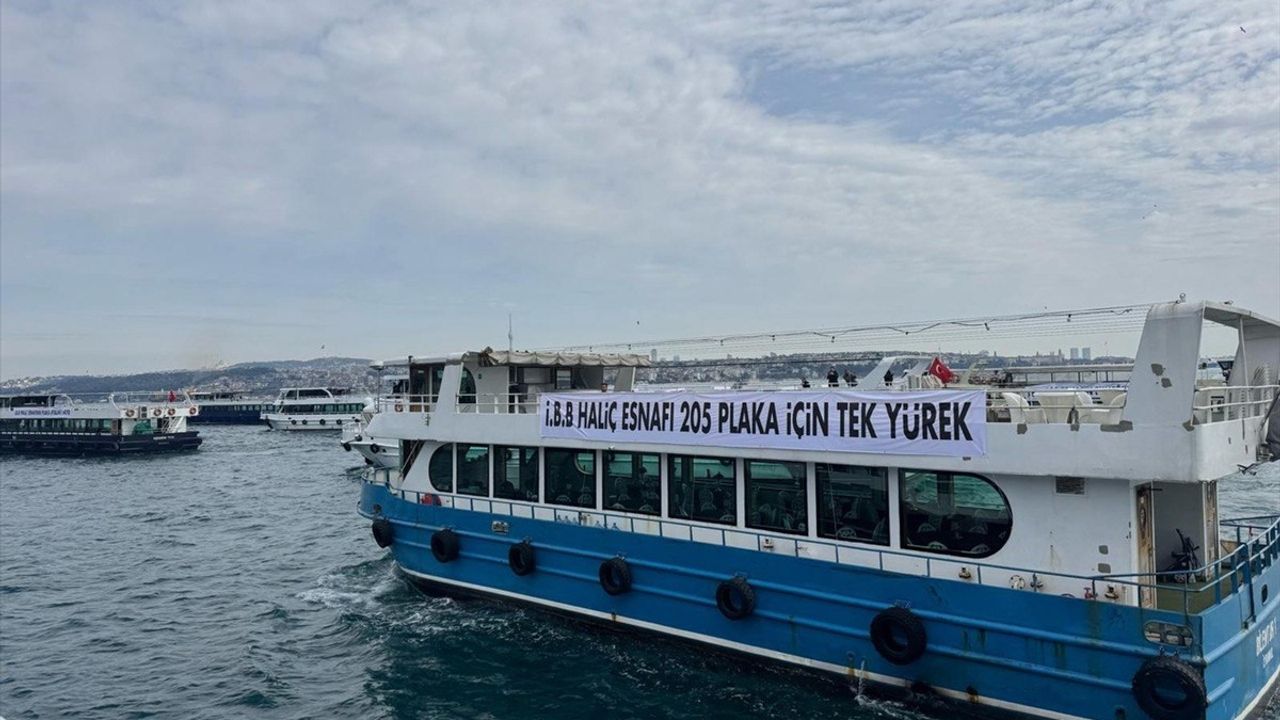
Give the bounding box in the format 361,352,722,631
801,378,811,388
827,367,839,387
883,369,894,385
843,370,857,387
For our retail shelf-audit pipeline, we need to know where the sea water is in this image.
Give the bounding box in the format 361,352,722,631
1,426,1277,719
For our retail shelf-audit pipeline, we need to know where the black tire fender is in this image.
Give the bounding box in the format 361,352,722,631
371,518,394,548
716,576,756,620
870,606,927,665
1131,655,1206,720
599,557,633,595
508,541,536,576
370,443,381,454
430,529,460,563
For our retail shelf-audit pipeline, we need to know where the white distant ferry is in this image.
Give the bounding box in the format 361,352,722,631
1,393,202,454
356,300,1280,720
262,388,367,431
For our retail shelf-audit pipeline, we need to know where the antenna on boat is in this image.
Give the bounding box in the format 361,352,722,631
508,312,513,353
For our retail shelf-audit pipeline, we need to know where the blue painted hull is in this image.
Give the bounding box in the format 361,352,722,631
359,483,1280,719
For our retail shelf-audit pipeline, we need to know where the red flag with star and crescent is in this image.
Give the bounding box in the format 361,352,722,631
928,357,956,385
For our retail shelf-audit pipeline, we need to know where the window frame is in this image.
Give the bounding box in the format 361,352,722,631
544,448,597,509
744,459,808,536
427,443,454,493
493,445,540,502
815,463,890,546
667,454,738,527
602,450,661,516
455,443,491,497
897,469,1012,559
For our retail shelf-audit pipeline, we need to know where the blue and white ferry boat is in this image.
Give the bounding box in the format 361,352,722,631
186,391,270,425
357,300,1280,720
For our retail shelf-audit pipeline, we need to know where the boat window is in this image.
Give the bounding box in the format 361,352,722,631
545,448,596,508
603,451,660,515
428,444,454,493
817,464,889,545
899,470,1011,558
668,455,737,526
458,369,477,404
494,446,539,502
554,369,572,390
456,444,490,497
745,460,807,535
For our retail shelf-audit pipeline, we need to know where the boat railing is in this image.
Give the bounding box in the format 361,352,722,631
1189,384,1278,424
378,395,436,414
362,469,1278,614
456,393,540,414
1093,513,1280,617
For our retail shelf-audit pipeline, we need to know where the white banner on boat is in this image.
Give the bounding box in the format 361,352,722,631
539,389,987,457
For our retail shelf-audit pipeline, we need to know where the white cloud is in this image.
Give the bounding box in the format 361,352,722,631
1,0,1276,376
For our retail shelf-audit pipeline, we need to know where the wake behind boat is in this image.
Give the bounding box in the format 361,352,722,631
356,300,1280,720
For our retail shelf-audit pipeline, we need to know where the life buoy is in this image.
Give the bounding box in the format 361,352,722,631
188,407,197,416
395,403,404,412
870,607,927,665
715,577,756,620
151,408,163,418
371,518,394,548
508,541,536,576
125,409,136,418
431,529,460,563
167,408,176,417
599,557,633,595
1131,656,1206,720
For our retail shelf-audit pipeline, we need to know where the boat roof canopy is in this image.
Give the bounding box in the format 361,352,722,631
374,349,652,369
1201,301,1280,332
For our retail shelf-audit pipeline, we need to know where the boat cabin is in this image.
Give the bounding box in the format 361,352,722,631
366,301,1279,609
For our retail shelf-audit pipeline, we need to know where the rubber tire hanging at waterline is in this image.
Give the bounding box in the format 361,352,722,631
869,607,927,665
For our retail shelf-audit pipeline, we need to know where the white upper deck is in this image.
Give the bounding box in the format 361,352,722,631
367,301,1280,483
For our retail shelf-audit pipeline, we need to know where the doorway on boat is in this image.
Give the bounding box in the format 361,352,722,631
1137,480,1219,610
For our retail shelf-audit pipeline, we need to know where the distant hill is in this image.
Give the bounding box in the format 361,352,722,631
0,357,377,397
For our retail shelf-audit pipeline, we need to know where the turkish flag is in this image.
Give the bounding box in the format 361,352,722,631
928,357,956,385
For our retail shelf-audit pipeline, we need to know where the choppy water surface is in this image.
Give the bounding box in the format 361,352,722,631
1,426,1277,719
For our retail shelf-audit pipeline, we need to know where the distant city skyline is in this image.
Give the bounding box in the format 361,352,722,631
3,1,1277,379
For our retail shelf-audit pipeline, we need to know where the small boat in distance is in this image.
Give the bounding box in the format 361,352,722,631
263,387,367,431
185,391,270,424
1,393,202,455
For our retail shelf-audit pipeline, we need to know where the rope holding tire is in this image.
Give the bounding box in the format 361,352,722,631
599,557,633,595
431,529,460,563
715,576,756,620
870,606,927,665
371,518,394,548
1131,656,1206,720
508,541,536,576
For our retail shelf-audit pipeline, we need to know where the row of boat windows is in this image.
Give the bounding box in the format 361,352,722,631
1,419,116,431
418,443,1012,559
207,405,268,412
275,403,365,414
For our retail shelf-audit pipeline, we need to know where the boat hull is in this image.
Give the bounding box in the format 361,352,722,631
264,414,358,431
359,482,1280,720
0,431,202,455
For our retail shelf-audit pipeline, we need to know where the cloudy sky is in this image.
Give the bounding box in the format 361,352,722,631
2,0,1277,377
